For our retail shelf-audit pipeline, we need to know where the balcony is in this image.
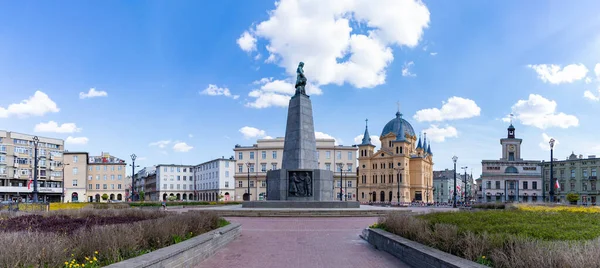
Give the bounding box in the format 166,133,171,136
590,176,598,180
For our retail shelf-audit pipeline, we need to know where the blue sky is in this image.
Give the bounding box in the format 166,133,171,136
1,0,600,178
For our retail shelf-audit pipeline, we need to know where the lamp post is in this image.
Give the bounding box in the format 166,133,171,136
369,192,372,202
130,154,139,201
32,136,40,203
58,162,70,203
452,155,458,208
549,138,555,203
337,163,344,201
461,166,468,204
245,163,251,201
394,167,404,204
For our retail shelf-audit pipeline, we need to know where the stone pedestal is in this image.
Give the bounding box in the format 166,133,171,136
282,94,318,170
266,169,334,201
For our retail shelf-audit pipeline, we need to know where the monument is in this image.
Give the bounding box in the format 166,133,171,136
243,62,360,208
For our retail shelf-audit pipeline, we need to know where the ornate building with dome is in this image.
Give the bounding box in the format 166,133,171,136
356,110,434,203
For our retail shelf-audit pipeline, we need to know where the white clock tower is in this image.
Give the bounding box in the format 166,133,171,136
501,124,522,162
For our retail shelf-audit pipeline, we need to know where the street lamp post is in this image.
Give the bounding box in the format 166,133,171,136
549,138,555,203
452,155,458,208
337,163,344,201
32,136,40,203
461,166,468,204
245,163,251,201
130,154,138,202
58,162,70,203
394,166,404,204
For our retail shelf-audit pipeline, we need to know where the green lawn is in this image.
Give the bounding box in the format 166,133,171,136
418,210,600,241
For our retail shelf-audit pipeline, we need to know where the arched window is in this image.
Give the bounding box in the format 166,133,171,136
389,191,393,202
372,191,377,202
505,166,518,174
380,191,385,202
361,192,365,199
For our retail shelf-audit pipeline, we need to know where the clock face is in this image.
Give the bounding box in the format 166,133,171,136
508,145,516,152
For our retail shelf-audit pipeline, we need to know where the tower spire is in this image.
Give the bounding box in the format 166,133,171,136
417,133,422,149
360,118,373,145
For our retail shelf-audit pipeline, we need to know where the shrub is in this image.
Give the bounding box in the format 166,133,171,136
381,211,600,268
0,209,224,267
472,203,505,209
49,203,89,211
567,193,580,204
101,194,109,201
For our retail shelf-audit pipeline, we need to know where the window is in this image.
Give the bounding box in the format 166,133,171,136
584,169,589,177
250,181,255,187
183,168,187,172
238,181,243,187
532,181,537,190
164,167,167,172
348,152,352,160
89,166,92,171
495,181,500,189
72,180,78,187
347,164,353,172
261,164,267,172
523,181,528,190
111,166,115,171
250,152,255,159
325,163,331,171
163,184,167,189
183,184,186,190
583,182,588,191
272,163,277,170
508,152,515,161
571,169,576,178
177,176,181,181
177,167,181,172
225,181,229,188
326,151,331,159
170,175,174,181
111,184,115,190
570,182,575,190
177,184,180,190
238,165,243,173
103,184,107,190
88,176,92,181
72,167,78,175
118,175,122,180
592,182,597,191
96,184,100,189
347,180,352,187
561,183,565,190
104,166,107,171
225,171,229,177
592,168,597,177
238,152,243,160
88,184,92,190
272,151,277,159
73,156,78,163
103,175,107,180
171,167,174,172
111,175,115,180
336,151,341,160
262,151,266,159
183,176,187,181
96,175,100,180
118,184,122,189
118,166,122,171
170,184,174,189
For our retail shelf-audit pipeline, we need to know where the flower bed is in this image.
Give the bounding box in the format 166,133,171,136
129,201,242,207
377,206,600,268
0,209,226,267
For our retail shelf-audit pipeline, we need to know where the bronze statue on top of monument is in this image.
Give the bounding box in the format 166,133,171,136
295,62,307,96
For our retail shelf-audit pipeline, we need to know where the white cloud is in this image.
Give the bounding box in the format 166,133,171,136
239,0,430,89
583,89,600,101
315,131,342,145
188,134,194,138
430,52,437,56
413,97,481,122
423,125,458,142
149,140,171,148
137,157,148,161
585,77,592,84
65,136,89,145
595,63,600,78
539,133,559,151
353,134,381,149
503,94,578,129
34,121,81,133
200,84,239,99
239,126,267,139
173,142,193,152
237,31,257,52
263,136,274,139
79,88,108,99
527,64,588,84
0,91,59,118
401,61,416,77
245,78,322,108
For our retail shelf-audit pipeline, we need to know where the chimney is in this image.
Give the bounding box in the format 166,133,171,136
589,155,597,159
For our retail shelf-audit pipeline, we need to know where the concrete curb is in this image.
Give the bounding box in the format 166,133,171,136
362,228,486,268
105,223,241,268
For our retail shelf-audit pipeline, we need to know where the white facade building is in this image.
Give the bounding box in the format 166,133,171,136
193,157,236,202
480,124,542,203
156,164,194,201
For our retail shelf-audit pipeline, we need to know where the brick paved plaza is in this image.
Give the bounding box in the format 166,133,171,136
197,217,410,268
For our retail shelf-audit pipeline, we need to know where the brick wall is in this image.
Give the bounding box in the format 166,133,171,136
105,223,241,268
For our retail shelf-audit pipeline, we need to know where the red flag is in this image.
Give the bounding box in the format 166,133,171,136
27,174,33,190
555,180,560,189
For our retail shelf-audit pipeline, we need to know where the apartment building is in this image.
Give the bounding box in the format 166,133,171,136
63,152,89,202
541,153,600,204
193,157,236,202
233,138,357,201
134,166,157,201
0,130,64,202
433,169,468,203
86,152,127,202
156,164,195,201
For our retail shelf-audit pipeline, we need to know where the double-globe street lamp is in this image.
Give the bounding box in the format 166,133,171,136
245,162,251,201
57,162,70,203
337,163,345,201
549,138,556,203
394,166,404,205
461,166,468,203
452,155,458,208
130,154,139,201
32,136,41,203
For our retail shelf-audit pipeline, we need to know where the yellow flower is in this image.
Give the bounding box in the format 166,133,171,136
65,262,69,265
85,257,89,260
89,261,93,264
94,251,98,255
82,265,85,267
482,256,486,259
93,257,97,261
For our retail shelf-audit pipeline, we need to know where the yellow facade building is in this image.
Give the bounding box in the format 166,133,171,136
357,111,434,203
